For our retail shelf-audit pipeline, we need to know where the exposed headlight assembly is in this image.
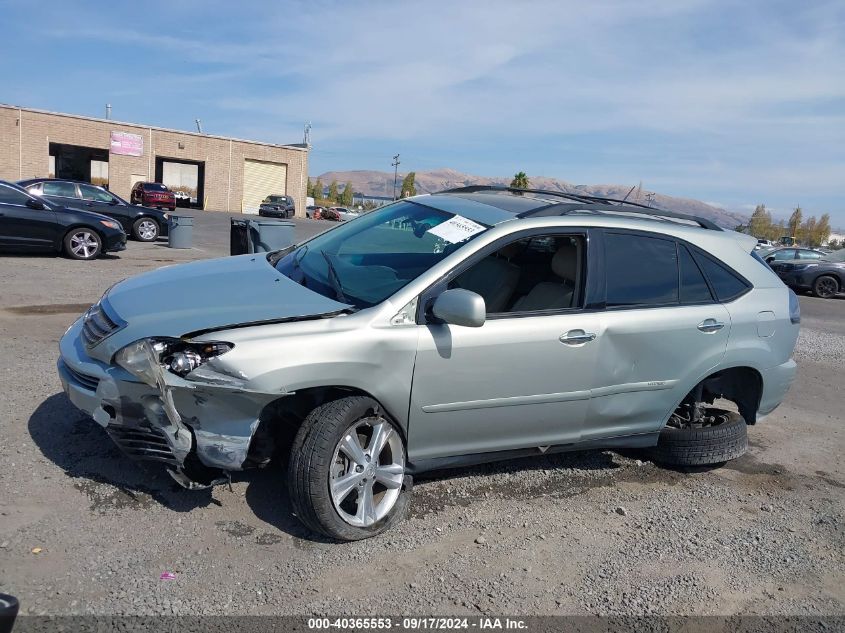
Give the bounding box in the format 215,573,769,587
115,338,233,385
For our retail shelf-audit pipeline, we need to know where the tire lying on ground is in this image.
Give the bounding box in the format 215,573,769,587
651,408,747,466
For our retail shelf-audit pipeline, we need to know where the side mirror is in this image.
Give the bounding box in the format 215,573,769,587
25,198,45,210
431,289,486,328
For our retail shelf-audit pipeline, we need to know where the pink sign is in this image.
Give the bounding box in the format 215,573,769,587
110,131,144,157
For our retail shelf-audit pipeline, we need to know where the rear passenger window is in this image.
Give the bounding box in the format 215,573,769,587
605,233,678,307
42,181,79,198
679,245,713,304
693,252,750,302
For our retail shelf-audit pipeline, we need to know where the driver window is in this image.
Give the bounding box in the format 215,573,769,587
449,234,584,315
80,184,116,203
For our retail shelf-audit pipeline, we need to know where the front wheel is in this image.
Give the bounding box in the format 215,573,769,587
63,229,102,260
132,218,159,241
813,275,839,299
287,396,410,541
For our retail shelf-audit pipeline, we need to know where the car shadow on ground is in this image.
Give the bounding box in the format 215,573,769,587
28,393,214,512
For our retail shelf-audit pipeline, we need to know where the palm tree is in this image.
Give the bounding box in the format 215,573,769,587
510,171,529,189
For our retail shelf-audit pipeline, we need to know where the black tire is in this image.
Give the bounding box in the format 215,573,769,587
132,217,160,242
63,229,102,260
651,409,747,466
287,396,411,541
812,275,839,299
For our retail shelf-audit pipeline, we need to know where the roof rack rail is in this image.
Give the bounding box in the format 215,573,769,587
439,185,597,205
559,206,723,231
439,184,722,231
439,184,655,208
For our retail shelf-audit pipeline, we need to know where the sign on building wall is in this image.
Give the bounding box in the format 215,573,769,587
110,131,144,157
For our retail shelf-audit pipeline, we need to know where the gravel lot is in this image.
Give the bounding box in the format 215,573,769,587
0,211,843,617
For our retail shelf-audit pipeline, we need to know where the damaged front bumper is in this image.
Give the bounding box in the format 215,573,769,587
58,318,279,488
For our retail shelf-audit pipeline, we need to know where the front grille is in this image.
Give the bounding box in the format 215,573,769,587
81,300,124,349
65,365,100,391
106,424,179,465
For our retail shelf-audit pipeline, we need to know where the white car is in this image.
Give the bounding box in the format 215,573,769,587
332,207,361,221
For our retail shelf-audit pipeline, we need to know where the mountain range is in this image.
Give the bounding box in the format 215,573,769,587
314,168,747,228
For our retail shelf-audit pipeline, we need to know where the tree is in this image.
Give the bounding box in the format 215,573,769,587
399,172,417,198
510,171,529,189
802,216,818,247
340,181,354,206
327,180,339,203
313,178,324,201
829,238,841,250
788,206,803,239
814,213,831,247
748,204,772,240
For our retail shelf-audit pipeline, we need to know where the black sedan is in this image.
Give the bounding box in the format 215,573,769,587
18,178,170,242
259,194,295,218
769,250,845,298
0,181,126,260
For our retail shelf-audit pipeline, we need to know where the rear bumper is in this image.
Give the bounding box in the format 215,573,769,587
758,358,798,418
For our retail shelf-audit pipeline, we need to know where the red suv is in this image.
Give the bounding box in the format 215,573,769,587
130,182,176,211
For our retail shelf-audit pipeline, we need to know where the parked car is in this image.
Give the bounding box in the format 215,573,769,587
130,182,176,212
19,178,170,242
762,247,827,264
259,194,295,219
332,207,361,221
769,249,845,298
58,186,798,540
173,191,192,208
318,207,341,222
754,239,775,250
0,180,126,260
306,205,325,219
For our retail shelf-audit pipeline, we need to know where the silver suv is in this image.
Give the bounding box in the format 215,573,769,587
58,187,799,540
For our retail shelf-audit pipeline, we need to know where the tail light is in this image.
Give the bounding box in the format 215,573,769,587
788,288,800,325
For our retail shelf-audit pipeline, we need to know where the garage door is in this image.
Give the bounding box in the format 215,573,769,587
242,159,287,214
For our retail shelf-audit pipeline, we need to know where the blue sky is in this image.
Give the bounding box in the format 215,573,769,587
2,0,843,225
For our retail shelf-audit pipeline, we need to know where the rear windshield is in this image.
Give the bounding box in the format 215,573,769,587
143,183,168,191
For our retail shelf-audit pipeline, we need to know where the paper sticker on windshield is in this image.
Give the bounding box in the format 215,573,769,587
427,215,486,244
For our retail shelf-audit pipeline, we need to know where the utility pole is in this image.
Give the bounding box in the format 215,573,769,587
392,154,401,200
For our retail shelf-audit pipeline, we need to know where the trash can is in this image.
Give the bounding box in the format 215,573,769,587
230,219,250,255
251,219,294,253
230,218,294,255
168,215,194,249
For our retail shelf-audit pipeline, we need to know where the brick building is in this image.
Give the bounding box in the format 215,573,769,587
0,104,309,216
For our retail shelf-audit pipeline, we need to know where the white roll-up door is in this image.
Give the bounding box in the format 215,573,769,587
242,159,287,214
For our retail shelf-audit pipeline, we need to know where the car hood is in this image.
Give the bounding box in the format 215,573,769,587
93,254,351,361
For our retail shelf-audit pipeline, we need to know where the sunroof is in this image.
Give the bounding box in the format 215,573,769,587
440,191,557,214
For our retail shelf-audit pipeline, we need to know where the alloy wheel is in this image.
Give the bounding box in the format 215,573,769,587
329,417,405,527
69,231,100,259
137,220,158,240
815,277,838,298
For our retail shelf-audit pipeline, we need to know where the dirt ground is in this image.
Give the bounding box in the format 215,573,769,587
0,212,843,617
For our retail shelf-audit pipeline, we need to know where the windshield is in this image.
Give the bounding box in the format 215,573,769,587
143,183,168,191
272,200,490,309
824,248,845,262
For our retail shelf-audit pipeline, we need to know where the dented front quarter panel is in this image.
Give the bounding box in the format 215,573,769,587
59,298,421,475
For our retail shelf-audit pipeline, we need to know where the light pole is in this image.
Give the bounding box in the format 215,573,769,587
392,154,400,200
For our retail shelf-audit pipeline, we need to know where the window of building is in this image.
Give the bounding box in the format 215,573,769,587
605,233,678,307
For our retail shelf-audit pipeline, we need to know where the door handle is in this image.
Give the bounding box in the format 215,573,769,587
559,329,597,345
697,318,725,333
